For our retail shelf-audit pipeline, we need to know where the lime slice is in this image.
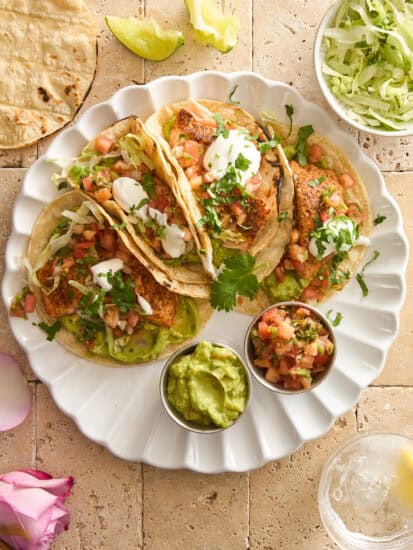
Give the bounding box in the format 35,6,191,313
104,16,184,61
393,445,413,510
184,0,239,53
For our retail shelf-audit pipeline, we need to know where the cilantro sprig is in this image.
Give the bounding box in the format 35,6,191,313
258,135,281,153
228,84,240,105
285,104,294,137
36,321,62,341
234,153,251,171
210,253,259,311
373,214,387,226
213,113,229,139
296,125,314,166
356,250,380,297
141,172,155,198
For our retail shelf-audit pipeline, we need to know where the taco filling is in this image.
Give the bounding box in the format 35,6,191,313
160,100,283,266
54,118,207,275
26,199,199,363
263,157,370,303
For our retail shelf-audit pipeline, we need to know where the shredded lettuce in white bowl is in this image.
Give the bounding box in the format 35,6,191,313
314,0,413,135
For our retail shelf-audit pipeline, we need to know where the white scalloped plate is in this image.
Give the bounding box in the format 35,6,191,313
2,72,409,473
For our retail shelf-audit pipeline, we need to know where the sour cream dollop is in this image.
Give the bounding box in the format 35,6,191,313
309,217,370,259
203,130,261,187
112,177,149,220
91,259,124,291
112,177,186,259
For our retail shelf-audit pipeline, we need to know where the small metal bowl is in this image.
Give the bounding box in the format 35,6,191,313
244,301,337,395
159,340,252,434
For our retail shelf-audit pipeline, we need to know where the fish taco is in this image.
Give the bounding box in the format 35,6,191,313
53,116,214,292
24,191,212,366
243,117,372,312
146,99,294,271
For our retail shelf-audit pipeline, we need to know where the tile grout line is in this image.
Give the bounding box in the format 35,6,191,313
32,381,38,469
141,463,145,550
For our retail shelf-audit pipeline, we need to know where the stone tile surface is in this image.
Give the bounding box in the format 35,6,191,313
357,387,413,436
143,466,248,550
249,413,356,550
0,383,35,472
36,384,143,550
1,2,413,550
376,173,413,386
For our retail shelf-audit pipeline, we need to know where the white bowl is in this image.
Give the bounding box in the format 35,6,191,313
314,1,413,137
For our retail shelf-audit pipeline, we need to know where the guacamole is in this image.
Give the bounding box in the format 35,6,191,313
166,341,248,429
262,272,309,302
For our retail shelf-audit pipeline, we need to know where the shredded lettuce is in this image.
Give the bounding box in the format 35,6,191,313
322,0,413,130
119,134,155,170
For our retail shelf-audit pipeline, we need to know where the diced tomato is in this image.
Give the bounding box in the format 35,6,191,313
325,192,342,208
262,307,283,326
279,358,290,375
63,257,75,269
10,307,25,318
314,353,331,367
73,248,85,259
254,358,272,369
185,165,200,180
258,321,271,339
301,286,321,301
299,354,315,369
184,140,201,161
23,293,36,313
94,188,112,203
308,143,323,163
347,203,365,224
112,160,130,174
99,229,115,251
320,209,330,223
149,195,169,213
95,136,114,154
275,267,285,283
265,367,280,384
178,155,197,168
296,307,310,318
127,310,139,328
82,176,94,192
278,321,295,340
75,240,94,249
338,173,355,189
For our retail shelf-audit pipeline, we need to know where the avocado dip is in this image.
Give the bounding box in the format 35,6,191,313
166,341,249,429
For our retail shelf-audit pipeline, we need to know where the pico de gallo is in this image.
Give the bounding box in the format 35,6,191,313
249,304,335,391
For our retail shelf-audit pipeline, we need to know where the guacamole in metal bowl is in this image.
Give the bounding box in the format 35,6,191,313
162,341,250,431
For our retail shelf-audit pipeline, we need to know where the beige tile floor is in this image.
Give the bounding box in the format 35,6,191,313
1,1,413,548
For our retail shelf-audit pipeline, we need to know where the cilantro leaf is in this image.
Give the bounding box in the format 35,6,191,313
213,113,229,139
373,214,387,226
278,210,288,222
37,321,62,341
296,125,314,166
141,172,155,198
258,135,281,153
210,253,259,311
228,84,240,105
308,176,326,188
326,309,343,327
285,104,294,137
356,250,380,298
70,164,90,185
235,153,251,171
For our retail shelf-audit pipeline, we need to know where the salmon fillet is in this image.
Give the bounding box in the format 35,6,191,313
130,261,178,328
176,109,215,144
38,264,83,318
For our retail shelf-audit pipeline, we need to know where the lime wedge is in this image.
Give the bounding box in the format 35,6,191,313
393,446,413,510
184,0,239,53
104,16,184,61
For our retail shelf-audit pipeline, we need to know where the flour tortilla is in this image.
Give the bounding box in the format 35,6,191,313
0,0,97,148
146,99,294,263
237,122,372,315
70,116,214,291
27,191,212,367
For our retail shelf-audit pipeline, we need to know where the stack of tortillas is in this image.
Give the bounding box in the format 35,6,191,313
0,0,97,149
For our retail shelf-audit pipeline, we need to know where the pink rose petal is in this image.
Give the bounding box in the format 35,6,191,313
0,353,31,431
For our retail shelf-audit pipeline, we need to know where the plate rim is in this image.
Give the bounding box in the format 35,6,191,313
2,70,409,473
